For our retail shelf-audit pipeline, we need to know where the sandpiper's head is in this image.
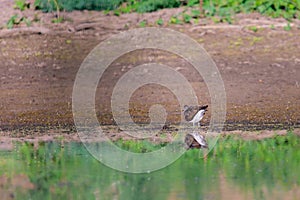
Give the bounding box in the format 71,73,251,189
183,105,189,112
202,105,208,111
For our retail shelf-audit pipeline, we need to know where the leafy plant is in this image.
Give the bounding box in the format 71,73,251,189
8,0,33,29
248,25,258,32
136,0,181,13
284,23,291,31
14,0,30,11
182,13,192,23
6,15,19,29
51,16,64,23
22,17,32,26
169,16,182,24
156,18,164,26
187,0,198,7
103,9,110,15
191,9,201,18
6,15,31,29
34,0,124,12
193,17,199,24
34,0,300,22
113,9,121,16
211,16,221,23
139,20,147,27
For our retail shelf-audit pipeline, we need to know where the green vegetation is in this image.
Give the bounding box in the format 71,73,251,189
248,25,258,32
6,0,33,29
201,0,300,20
215,132,300,190
183,13,192,23
284,22,292,30
33,0,300,22
6,14,31,29
114,139,167,152
14,0,30,11
133,0,181,13
169,15,183,24
51,16,64,23
139,20,147,27
33,0,181,13
8,0,300,28
34,0,124,12
156,18,164,26
1,131,300,199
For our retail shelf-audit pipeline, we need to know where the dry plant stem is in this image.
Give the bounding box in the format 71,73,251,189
199,0,204,17
52,0,60,19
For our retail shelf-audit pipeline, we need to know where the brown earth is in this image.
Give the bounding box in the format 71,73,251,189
0,1,300,137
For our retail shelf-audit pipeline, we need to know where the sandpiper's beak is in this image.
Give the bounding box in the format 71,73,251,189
202,105,208,111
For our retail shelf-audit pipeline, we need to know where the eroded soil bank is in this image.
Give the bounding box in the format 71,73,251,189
0,3,300,136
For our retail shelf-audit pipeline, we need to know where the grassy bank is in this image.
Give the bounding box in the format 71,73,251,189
32,0,300,21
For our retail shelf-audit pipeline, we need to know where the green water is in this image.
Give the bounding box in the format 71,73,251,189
1,133,300,200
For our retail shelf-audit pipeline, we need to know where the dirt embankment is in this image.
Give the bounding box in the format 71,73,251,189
0,2,300,136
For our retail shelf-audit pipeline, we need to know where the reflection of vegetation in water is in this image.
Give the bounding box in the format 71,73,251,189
1,132,300,199
216,131,300,199
114,139,168,153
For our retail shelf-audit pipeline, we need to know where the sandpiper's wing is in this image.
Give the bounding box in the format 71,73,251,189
184,134,194,149
183,105,199,121
183,105,208,122
190,132,208,148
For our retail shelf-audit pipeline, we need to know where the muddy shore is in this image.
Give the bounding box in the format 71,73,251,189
0,3,300,135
